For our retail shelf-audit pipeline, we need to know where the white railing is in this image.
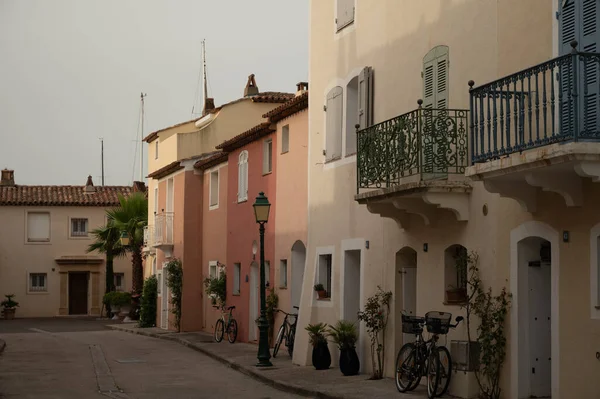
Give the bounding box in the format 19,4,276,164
143,225,154,249
154,212,174,246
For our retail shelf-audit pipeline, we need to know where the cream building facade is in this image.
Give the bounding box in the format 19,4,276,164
295,1,600,398
0,170,136,318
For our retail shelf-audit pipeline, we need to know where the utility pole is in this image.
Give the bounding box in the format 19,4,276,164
140,92,147,182
202,39,208,115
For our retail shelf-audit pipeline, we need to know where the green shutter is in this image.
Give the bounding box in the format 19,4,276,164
422,45,449,110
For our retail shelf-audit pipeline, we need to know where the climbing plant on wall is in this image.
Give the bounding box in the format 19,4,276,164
165,258,183,332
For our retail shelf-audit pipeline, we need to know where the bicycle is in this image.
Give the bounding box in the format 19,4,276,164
272,306,299,358
395,311,463,398
213,305,238,344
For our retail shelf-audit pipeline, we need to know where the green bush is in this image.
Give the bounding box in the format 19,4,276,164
138,275,158,328
165,258,183,332
203,271,226,306
103,291,131,307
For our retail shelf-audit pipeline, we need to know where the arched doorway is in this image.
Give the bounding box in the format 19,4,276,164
291,240,306,308
395,247,417,353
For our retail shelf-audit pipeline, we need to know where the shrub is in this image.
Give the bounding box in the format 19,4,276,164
165,258,183,332
138,275,158,328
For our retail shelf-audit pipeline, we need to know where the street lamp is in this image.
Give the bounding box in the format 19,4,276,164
119,231,130,246
253,191,272,367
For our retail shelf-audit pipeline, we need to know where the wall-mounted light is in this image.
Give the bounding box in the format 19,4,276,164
245,275,249,283
365,240,370,249
423,243,429,252
563,230,570,243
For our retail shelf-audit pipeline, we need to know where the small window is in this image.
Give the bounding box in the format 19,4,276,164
209,170,219,208
27,212,50,242
114,273,125,292
281,125,290,153
263,139,273,174
336,0,355,31
444,245,468,304
155,140,159,159
233,263,241,295
209,261,217,279
280,259,288,288
71,218,88,237
157,271,162,294
29,273,47,292
318,254,332,298
265,261,271,287
238,151,249,202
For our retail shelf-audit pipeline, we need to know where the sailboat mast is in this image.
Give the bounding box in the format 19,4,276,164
202,39,208,115
140,92,146,182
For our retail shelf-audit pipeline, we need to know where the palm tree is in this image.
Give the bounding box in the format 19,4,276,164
108,192,148,294
86,218,126,295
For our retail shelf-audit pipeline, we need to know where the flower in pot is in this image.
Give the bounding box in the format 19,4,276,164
1,294,19,320
313,283,327,299
305,322,331,370
109,292,132,320
328,320,360,376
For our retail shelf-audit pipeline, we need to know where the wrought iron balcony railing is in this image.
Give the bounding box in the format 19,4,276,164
357,102,469,191
154,212,173,247
469,41,600,164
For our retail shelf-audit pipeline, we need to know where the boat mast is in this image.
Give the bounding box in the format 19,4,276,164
140,92,146,182
201,39,208,115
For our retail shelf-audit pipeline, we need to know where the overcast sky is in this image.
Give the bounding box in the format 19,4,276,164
0,0,308,186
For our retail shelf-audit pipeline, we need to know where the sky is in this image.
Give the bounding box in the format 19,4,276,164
0,0,308,186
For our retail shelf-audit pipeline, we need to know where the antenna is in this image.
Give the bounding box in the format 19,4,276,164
140,92,147,182
99,138,105,186
202,39,208,115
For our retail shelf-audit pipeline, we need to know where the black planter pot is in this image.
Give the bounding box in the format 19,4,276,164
312,342,331,370
339,347,360,376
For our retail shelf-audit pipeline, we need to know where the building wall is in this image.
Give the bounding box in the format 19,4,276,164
225,133,277,343
0,206,130,317
273,109,309,331
298,0,560,394
201,162,229,334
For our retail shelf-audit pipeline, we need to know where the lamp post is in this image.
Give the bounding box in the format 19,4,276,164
119,231,130,246
253,191,272,367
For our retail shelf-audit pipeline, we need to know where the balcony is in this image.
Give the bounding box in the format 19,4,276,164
466,42,600,212
142,225,155,255
355,101,471,229
154,212,174,255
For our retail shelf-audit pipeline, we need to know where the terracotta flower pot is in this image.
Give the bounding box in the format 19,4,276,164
316,290,327,299
3,308,16,320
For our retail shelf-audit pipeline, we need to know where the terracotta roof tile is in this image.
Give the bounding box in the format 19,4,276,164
215,122,275,152
193,152,228,170
251,92,295,103
0,185,135,207
262,92,308,123
147,161,184,180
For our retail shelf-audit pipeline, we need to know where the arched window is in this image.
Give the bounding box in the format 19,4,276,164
238,150,248,202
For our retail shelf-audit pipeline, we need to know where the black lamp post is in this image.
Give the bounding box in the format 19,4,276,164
253,191,272,367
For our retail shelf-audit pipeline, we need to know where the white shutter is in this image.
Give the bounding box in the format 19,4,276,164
423,59,435,109
358,66,374,129
27,212,50,242
325,86,343,161
336,0,355,31
238,151,248,202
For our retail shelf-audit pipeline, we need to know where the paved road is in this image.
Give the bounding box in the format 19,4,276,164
0,318,304,399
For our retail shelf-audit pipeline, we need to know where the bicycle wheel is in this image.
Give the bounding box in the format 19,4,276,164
287,325,296,358
214,319,224,343
273,324,285,357
427,347,441,399
227,319,238,343
435,346,452,397
395,343,417,392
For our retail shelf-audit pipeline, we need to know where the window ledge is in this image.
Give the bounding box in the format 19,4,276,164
345,152,357,157
317,298,331,301
336,20,355,33
233,293,241,296
262,171,273,176
69,236,90,240
278,286,288,290
27,291,49,295
237,199,248,204
209,204,219,211
281,151,289,155
324,156,342,164
25,241,51,245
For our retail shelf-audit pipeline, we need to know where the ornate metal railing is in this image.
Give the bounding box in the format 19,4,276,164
154,212,173,246
357,102,468,190
470,41,600,164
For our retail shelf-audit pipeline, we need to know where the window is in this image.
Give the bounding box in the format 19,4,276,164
233,263,241,295
114,273,125,292
336,0,355,31
444,245,468,304
263,139,273,174
209,261,217,279
281,125,290,153
423,46,449,110
153,187,158,215
27,212,50,242
325,86,343,161
265,261,271,287
238,151,249,202
157,271,162,294
152,257,157,275
280,259,288,288
155,140,159,159
70,218,88,237
318,254,332,298
29,273,47,292
209,170,219,208
166,178,174,212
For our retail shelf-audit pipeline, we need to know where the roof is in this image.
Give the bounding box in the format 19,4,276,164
147,161,184,180
193,152,228,170
143,92,294,143
0,185,136,207
263,91,308,123
215,122,276,152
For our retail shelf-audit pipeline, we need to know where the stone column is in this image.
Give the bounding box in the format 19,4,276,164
90,271,101,316
59,272,68,315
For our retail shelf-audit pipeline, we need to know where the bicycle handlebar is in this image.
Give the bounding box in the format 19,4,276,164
274,308,299,317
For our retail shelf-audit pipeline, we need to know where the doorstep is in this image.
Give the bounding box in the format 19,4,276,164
107,324,429,399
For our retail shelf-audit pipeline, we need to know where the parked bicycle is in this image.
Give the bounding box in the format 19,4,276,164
395,311,463,398
214,305,238,344
272,306,299,358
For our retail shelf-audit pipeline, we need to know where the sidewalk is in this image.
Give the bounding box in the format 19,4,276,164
107,324,429,399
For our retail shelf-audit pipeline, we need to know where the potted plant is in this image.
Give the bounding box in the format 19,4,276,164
328,320,360,376
305,322,331,370
107,292,132,320
1,294,19,320
314,283,327,299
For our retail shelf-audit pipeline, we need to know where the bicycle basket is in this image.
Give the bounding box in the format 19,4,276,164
425,311,452,335
401,315,424,334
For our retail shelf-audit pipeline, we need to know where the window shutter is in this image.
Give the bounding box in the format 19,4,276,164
358,66,374,129
243,159,248,199
436,55,448,109
336,0,355,31
559,0,577,133
325,86,343,161
27,213,50,241
422,46,449,110
581,0,599,133
422,60,435,109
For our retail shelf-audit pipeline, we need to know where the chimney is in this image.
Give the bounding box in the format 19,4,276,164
132,181,147,193
244,74,259,97
83,175,96,194
0,169,14,186
296,82,308,96
203,98,216,115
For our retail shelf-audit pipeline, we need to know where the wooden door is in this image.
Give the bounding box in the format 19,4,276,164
69,272,88,315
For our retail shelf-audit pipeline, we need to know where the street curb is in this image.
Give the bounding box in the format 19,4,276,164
0,339,6,355
107,325,342,399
